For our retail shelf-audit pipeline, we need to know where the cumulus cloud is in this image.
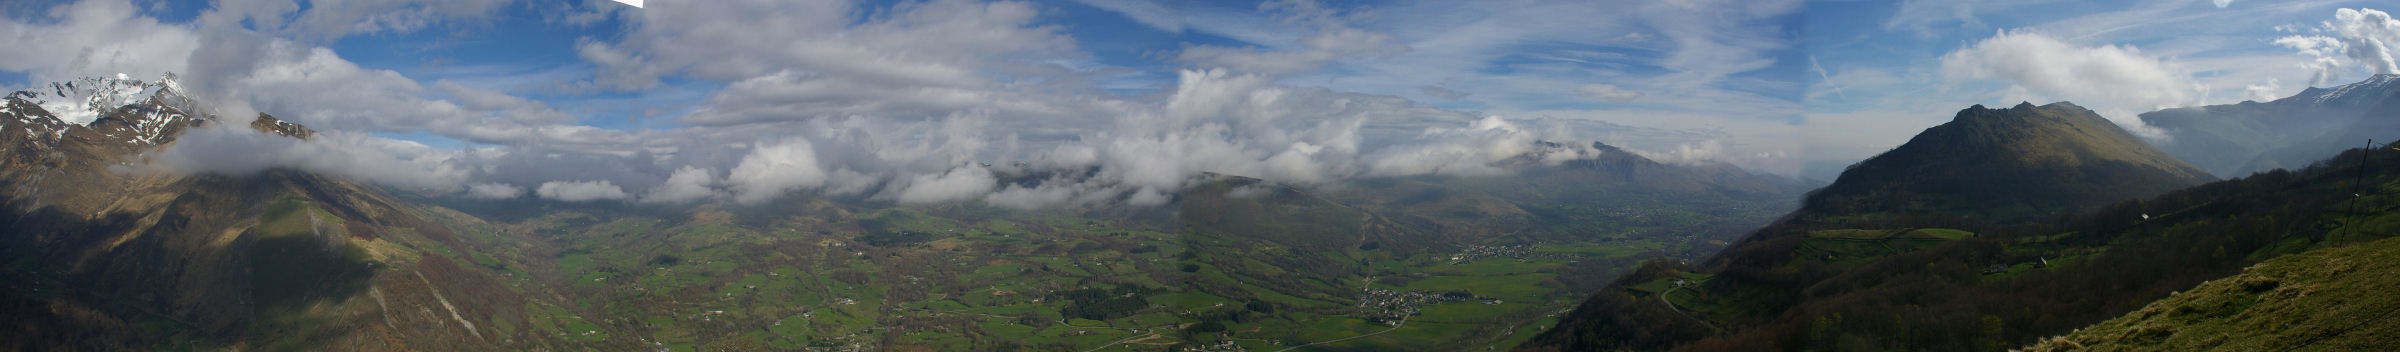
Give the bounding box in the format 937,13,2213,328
0,0,199,84
1362,115,1590,176
1577,84,1645,104
725,138,829,205
640,166,719,204
2277,8,2400,86
894,165,997,204
2330,8,2400,75
1941,30,2187,138
536,180,630,202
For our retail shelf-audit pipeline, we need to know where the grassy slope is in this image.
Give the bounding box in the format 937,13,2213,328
1803,102,2213,224
2023,235,2400,351
1520,104,2391,352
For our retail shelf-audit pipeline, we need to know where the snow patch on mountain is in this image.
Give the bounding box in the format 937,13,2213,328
3,73,212,147
26,73,172,125
2290,73,2400,106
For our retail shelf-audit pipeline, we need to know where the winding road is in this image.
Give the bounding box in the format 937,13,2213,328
1658,286,1722,335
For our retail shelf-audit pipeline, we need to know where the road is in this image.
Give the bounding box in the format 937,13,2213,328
1658,285,1722,335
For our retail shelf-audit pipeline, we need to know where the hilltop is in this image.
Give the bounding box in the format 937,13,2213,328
1803,101,2213,224
1523,101,2291,352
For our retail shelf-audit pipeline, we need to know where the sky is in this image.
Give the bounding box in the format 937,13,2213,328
0,0,2394,207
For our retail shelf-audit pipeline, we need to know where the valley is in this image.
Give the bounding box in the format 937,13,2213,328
406,186,1770,351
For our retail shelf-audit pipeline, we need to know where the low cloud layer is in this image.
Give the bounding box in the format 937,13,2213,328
140,124,474,193
6,0,1739,209
536,180,630,202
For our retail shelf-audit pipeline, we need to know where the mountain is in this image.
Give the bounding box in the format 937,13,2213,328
2143,74,2400,177
1521,101,2232,352
1801,101,2214,224
0,74,539,350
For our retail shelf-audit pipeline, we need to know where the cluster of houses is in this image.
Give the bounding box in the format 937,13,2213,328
1448,244,1580,264
1354,288,1479,325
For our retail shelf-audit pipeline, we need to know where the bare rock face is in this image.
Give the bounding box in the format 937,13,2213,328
249,113,314,140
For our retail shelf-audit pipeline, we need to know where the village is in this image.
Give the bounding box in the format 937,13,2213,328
1353,288,1484,325
1448,244,1579,264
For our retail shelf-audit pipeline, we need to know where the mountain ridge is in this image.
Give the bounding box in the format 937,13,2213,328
1521,101,2226,352
2144,74,2400,177
1801,101,2212,224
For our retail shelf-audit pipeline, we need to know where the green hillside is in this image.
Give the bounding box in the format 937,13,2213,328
2021,235,2400,351
1522,103,2389,352
1803,102,2213,224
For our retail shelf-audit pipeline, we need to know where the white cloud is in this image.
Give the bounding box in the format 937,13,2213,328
198,0,508,42
725,138,828,205
139,124,473,194
2244,78,2283,102
894,165,997,204
2330,8,2400,75
1941,30,2188,138
536,180,630,202
1362,115,1589,177
0,0,199,84
2274,8,2400,86
640,166,719,204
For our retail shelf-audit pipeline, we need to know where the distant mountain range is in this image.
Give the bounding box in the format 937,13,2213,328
2144,74,2400,177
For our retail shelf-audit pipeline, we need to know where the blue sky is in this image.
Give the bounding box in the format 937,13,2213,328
1,0,2395,204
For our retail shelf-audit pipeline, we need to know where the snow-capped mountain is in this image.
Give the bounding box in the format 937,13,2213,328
2141,74,2400,177
2285,74,2400,107
2,72,214,150
0,73,310,215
